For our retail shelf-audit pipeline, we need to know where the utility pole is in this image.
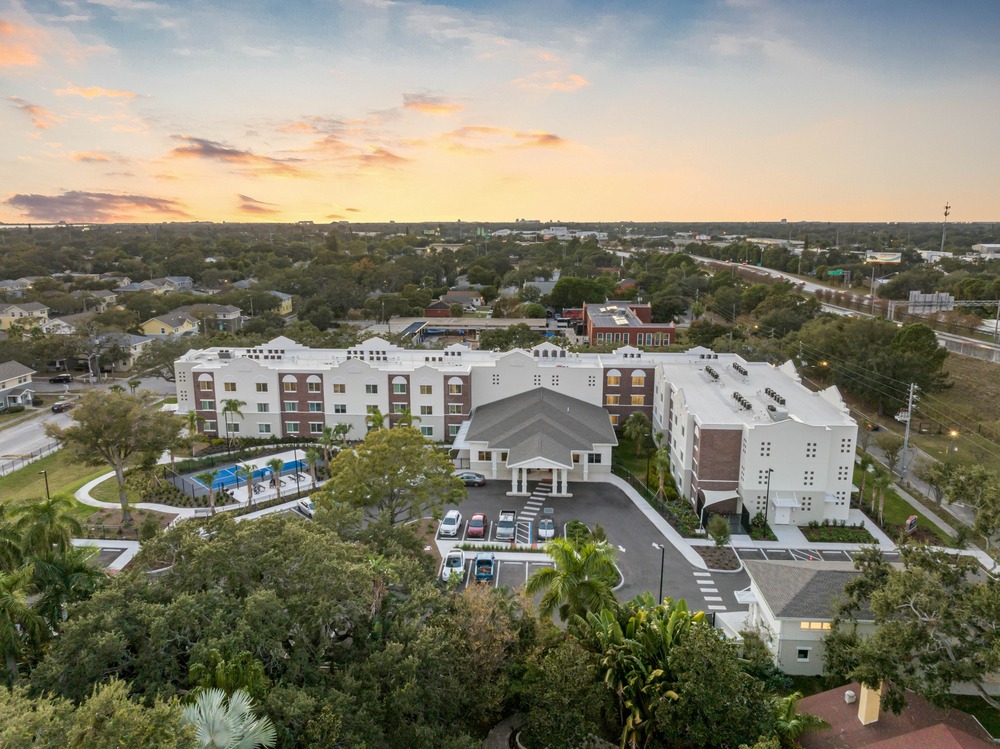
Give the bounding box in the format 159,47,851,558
940,203,951,254
899,383,919,476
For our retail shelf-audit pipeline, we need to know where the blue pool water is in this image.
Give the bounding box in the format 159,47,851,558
196,459,306,490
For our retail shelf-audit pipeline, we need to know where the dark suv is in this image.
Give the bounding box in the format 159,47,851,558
49,374,73,384
51,402,75,413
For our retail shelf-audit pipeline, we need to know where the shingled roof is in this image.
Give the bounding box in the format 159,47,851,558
464,388,617,468
745,560,872,620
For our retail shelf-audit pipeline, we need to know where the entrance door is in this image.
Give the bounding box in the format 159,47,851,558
774,506,791,525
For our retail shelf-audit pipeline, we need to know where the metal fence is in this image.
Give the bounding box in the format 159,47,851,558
0,441,61,478
611,462,694,534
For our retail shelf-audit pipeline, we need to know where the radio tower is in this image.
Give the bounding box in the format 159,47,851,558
939,202,951,253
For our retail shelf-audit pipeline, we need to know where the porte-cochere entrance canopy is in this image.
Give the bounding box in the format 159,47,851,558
462,387,617,497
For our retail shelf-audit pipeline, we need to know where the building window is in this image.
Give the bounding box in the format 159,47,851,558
588,453,603,464
805,442,817,458
631,395,645,406
393,382,407,394
420,405,432,415
448,382,463,396
258,423,271,434
333,383,346,394
606,395,620,406
631,374,645,387
366,384,378,395
760,442,771,457
588,375,596,387
448,424,460,437
448,404,463,415
229,423,241,434
607,373,620,386
283,401,298,412
477,451,490,461
799,621,832,631
199,400,215,410
596,333,604,343
224,382,236,392
283,381,296,393
420,425,433,437
609,414,619,426
837,465,850,481
307,382,321,393
796,648,812,662
308,402,322,412
203,420,217,432
309,422,323,434
533,375,541,387
200,381,212,391
391,403,406,414
803,470,815,486
256,403,269,413
334,404,346,414
256,382,268,392
492,374,500,386
286,422,300,433
419,384,432,395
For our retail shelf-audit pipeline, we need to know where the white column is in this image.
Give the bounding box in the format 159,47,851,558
511,469,517,494
583,460,589,481
562,469,568,494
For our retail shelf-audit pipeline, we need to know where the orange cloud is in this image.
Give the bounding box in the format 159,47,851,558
9,97,63,130
0,20,43,67
237,194,280,215
352,146,408,167
71,151,113,162
5,190,189,222
431,125,568,153
403,93,464,116
55,84,139,99
512,71,590,92
169,135,307,177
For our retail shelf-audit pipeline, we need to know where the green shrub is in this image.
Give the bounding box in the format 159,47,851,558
6,404,25,414
707,514,731,547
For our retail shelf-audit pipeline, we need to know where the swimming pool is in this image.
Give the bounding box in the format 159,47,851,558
195,459,306,491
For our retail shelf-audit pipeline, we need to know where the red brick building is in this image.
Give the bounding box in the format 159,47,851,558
583,301,675,348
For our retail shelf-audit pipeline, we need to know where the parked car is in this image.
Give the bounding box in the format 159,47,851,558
49,374,73,383
453,470,486,487
467,512,487,539
51,402,74,413
297,498,315,518
441,548,465,582
537,517,556,541
439,509,463,538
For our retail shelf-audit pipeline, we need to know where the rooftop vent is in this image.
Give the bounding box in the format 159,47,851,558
731,391,753,410
733,362,748,377
764,387,787,406
705,365,720,381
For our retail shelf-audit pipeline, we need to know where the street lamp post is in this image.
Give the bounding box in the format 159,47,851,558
949,429,959,455
651,542,665,604
764,467,774,517
39,469,50,500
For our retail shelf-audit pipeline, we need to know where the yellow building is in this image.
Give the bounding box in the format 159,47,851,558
140,309,199,336
0,302,49,331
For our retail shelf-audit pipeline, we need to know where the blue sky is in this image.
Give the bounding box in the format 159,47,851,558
2,0,998,223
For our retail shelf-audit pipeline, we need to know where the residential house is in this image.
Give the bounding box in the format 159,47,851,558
140,309,199,336
141,304,243,336
99,273,132,286
0,361,35,408
799,682,995,749
93,333,154,371
0,302,50,331
267,291,293,316
424,299,454,318
117,280,163,294
41,318,77,335
161,276,195,292
441,289,485,308
71,288,118,313
0,279,31,297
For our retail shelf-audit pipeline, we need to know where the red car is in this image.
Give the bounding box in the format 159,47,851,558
467,513,487,539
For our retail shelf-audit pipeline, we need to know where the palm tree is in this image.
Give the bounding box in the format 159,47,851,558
31,546,103,633
220,399,247,451
303,449,321,486
317,427,337,468
107,384,125,393
770,691,829,749
187,411,206,456
364,407,385,432
12,494,83,557
525,537,619,621
0,504,24,573
622,412,652,457
874,473,892,526
652,445,671,499
857,454,874,507
394,408,420,429
265,458,284,503
181,688,276,749
196,470,220,515
238,463,257,507
127,378,142,394
0,566,46,685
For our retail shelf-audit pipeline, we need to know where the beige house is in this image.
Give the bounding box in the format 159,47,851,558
0,302,50,331
0,360,35,407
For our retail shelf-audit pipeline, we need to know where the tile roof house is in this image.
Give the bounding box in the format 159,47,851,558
799,682,995,749
0,360,36,407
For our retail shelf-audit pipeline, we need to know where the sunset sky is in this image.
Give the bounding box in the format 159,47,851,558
2,0,998,224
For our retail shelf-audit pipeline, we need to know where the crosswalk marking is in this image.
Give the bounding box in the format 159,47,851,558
693,571,711,577
700,587,718,593
708,605,727,610
704,596,723,601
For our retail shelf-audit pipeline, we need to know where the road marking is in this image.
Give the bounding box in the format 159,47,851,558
708,605,727,611
700,588,718,593
704,596,723,601
693,571,711,577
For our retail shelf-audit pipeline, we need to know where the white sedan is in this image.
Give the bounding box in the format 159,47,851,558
441,549,466,582
439,510,463,538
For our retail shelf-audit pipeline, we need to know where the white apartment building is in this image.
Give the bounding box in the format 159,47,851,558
175,337,856,524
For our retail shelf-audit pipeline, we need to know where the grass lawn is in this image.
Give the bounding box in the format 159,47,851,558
89,475,142,506
614,436,654,484
951,695,1000,738
801,524,874,543
0,451,109,522
854,465,954,547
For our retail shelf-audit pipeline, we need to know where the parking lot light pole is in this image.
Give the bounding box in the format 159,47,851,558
651,542,665,604
39,470,50,500
764,468,773,515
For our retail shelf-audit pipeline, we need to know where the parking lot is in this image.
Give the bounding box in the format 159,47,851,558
435,478,751,612
442,555,555,591
735,546,900,564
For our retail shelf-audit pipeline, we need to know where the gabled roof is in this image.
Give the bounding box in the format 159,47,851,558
146,309,199,328
0,301,49,313
0,360,35,381
745,560,871,620
465,388,617,468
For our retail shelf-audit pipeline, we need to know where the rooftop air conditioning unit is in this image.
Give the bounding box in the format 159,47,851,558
844,690,857,704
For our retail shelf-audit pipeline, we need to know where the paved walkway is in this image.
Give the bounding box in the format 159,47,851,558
482,714,522,749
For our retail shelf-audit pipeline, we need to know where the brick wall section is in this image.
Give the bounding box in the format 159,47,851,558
279,373,317,437
693,427,742,490
444,374,471,440
388,374,411,426
195,374,217,433
603,366,655,425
